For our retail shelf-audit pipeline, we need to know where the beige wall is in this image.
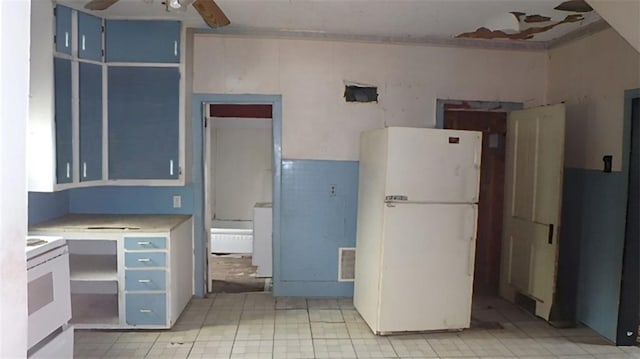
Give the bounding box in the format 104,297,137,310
211,118,273,221
193,35,547,161
548,28,640,171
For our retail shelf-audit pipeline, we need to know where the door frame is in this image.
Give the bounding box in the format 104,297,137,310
192,94,282,296
616,88,640,345
435,99,523,129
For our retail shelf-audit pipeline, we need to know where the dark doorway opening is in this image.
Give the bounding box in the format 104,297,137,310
444,110,507,296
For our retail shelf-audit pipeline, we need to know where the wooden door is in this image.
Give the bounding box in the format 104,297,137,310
444,110,506,295
502,104,565,320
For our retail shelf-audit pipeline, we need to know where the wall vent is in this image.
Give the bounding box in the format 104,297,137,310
338,247,356,282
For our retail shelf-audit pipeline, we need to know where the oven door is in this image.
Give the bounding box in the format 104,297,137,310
27,246,71,348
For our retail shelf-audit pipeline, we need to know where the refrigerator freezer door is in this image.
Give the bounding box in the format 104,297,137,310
377,203,477,333
385,127,481,203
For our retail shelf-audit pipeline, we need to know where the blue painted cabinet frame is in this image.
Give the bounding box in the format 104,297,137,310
105,20,180,63
78,12,103,61
79,62,103,182
54,57,73,184
108,66,180,180
55,6,72,55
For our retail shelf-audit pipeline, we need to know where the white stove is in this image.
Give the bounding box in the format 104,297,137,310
26,236,73,358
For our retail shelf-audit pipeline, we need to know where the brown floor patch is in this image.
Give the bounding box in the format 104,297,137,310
211,255,267,294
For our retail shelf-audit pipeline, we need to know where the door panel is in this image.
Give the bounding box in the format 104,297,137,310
502,104,565,320
79,62,103,181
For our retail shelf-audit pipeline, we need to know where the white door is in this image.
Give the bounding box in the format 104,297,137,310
378,203,477,332
501,104,565,320
385,128,482,203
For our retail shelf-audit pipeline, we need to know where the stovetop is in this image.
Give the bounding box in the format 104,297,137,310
26,236,66,260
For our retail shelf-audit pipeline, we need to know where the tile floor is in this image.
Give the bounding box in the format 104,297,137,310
74,293,640,358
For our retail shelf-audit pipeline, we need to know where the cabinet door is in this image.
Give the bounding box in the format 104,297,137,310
105,20,180,63
78,12,103,61
79,62,103,182
108,67,179,179
55,6,72,55
54,58,73,184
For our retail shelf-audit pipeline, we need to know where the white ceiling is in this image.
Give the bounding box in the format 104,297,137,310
59,0,605,47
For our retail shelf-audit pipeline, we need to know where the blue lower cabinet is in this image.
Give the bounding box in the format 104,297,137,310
125,252,166,268
125,270,166,291
126,293,166,326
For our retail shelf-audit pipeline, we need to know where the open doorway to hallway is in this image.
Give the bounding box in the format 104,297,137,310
205,104,274,294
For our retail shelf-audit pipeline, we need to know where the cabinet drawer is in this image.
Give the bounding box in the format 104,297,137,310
125,252,166,268
126,293,166,326
124,237,167,250
125,270,166,291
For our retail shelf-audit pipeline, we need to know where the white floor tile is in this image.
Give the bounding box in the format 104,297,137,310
272,339,314,358
231,340,273,359
389,336,438,358
309,309,344,323
102,341,153,358
115,331,160,343
312,339,357,359
197,324,238,341
274,322,312,340
307,298,340,309
188,340,234,359
310,322,350,339
426,335,475,357
351,337,398,358
146,341,194,358
275,297,308,310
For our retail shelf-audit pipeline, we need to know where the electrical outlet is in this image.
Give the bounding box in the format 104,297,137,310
173,195,182,208
330,184,337,197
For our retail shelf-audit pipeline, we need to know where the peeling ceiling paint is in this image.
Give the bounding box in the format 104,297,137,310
555,0,594,13
457,0,595,41
457,14,584,40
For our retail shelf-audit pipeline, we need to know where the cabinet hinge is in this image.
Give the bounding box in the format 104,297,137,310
53,35,56,44
203,117,207,128
101,25,105,33
53,7,56,16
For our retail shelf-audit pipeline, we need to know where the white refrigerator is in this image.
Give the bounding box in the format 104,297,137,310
354,127,481,334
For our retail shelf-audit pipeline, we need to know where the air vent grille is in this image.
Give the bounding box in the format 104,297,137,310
338,247,356,282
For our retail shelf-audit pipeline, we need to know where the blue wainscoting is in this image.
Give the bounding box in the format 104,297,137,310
276,159,359,297
68,186,194,215
561,167,627,342
28,191,69,225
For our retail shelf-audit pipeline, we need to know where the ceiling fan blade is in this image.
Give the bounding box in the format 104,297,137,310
85,0,119,11
193,0,230,28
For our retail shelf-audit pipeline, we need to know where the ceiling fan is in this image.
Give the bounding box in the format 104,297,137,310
84,0,230,28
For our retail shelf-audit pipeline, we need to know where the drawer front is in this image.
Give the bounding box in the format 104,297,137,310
124,237,167,250
125,252,166,268
125,270,166,291
126,293,166,326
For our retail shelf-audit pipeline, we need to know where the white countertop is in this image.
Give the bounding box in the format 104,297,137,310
26,236,66,260
29,214,192,233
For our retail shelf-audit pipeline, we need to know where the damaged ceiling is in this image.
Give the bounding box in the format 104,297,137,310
58,0,605,48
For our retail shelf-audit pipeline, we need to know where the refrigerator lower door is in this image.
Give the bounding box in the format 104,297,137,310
377,203,477,333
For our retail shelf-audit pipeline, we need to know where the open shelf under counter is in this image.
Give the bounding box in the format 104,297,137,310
69,254,118,281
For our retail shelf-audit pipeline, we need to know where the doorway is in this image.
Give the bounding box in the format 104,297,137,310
205,103,274,294
617,94,640,345
443,110,507,295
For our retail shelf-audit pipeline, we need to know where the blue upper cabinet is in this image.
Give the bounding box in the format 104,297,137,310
55,6,72,55
105,20,180,63
78,12,103,61
108,66,179,180
54,58,73,184
79,62,103,182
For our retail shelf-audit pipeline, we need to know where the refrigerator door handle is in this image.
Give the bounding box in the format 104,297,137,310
467,237,475,276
